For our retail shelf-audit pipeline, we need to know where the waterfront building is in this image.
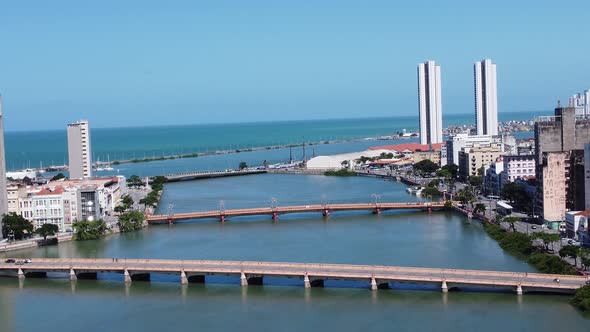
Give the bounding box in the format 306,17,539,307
67,120,92,179
458,145,503,180
446,133,503,166
483,157,504,196
3,176,126,231
32,186,66,230
418,60,443,145
6,183,27,217
474,59,498,136
568,90,590,116
0,96,7,238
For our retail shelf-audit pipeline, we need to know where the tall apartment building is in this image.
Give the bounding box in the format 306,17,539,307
0,96,8,239
418,60,443,145
534,106,590,222
474,59,498,136
67,120,92,179
568,90,590,116
537,152,573,222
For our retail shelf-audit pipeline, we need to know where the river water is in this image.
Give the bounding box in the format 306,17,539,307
1,174,588,331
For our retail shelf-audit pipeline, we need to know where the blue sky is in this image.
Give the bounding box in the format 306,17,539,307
0,0,588,131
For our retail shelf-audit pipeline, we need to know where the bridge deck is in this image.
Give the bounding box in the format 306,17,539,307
148,202,446,223
1,258,586,293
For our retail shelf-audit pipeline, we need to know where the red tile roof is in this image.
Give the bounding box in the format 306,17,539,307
369,142,445,153
575,211,590,217
36,186,65,196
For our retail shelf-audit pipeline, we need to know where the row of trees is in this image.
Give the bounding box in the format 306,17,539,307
1,213,59,241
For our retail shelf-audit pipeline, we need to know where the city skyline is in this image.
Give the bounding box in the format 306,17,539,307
0,0,589,131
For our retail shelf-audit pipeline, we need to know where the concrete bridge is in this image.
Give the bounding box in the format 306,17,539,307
147,202,446,224
162,169,267,182
1,258,587,294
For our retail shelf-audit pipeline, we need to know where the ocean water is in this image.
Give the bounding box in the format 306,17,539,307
4,112,546,171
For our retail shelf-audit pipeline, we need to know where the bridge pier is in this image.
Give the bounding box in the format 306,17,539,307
180,270,188,285
370,277,378,291
373,208,381,215
304,274,311,288
323,209,330,218
240,272,248,287
167,217,173,225
69,268,77,281
441,281,448,293
220,215,225,224
516,284,523,295
124,269,132,283
17,268,24,280
272,212,278,223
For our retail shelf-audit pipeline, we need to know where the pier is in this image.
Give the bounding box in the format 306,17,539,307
162,169,267,182
1,258,586,294
147,202,446,224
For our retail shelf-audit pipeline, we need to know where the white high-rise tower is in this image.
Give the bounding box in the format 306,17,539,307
0,96,8,239
418,60,443,145
474,59,498,136
67,120,92,179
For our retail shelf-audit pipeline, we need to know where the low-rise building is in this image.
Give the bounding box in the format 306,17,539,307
483,157,504,196
458,145,503,180
565,211,590,241
446,133,503,166
368,142,445,166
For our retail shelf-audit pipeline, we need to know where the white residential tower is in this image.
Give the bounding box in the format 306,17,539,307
418,60,443,145
67,120,92,179
474,58,498,136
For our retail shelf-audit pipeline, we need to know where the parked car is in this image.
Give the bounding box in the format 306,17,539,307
24,259,32,264
4,259,15,263
15,261,24,265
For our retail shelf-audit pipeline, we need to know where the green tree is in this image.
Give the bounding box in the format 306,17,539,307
503,216,520,232
127,175,143,187
421,186,440,199
468,175,483,188
50,173,66,181
151,176,168,185
456,187,475,206
1,213,34,240
121,194,134,209
501,182,530,211
473,203,486,215
114,205,127,214
413,159,439,175
437,164,459,179
73,219,108,241
35,223,59,240
118,211,146,232
239,162,248,170
533,233,561,252
427,179,440,188
559,245,580,267
571,284,590,314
